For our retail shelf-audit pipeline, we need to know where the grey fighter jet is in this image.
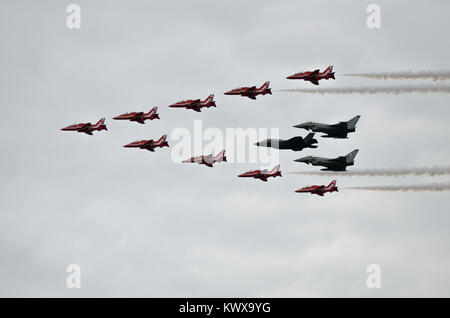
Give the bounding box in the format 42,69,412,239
295,149,359,171
255,133,318,152
294,115,361,139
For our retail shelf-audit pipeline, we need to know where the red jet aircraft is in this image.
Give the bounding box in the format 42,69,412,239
182,150,226,167
295,180,338,196
238,164,281,182
224,81,272,100
61,118,107,135
123,134,169,152
169,94,216,112
287,66,335,85
113,107,159,124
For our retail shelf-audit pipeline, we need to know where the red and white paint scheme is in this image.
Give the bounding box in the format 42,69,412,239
224,81,272,100
169,94,216,112
61,118,107,135
123,134,169,152
238,164,281,182
182,150,226,167
287,66,335,85
295,180,338,196
113,107,160,124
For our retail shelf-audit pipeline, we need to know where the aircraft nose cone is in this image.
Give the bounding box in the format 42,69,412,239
294,158,308,163
286,75,294,79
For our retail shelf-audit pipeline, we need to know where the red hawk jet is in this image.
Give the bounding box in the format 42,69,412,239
169,94,216,112
61,118,107,135
295,180,338,196
182,150,226,167
123,134,169,152
113,107,159,124
287,66,335,85
224,81,272,100
238,164,281,182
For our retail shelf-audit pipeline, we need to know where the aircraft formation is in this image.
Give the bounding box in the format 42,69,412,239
61,65,361,196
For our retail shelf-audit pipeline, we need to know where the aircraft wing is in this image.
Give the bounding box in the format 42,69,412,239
311,69,320,75
321,125,348,138
191,107,202,112
246,86,257,93
259,176,268,182
323,132,348,138
143,140,154,147
79,123,91,132
321,165,347,171
190,99,201,106
83,130,93,135
315,185,325,192
317,158,347,171
243,87,257,99
203,162,213,167
329,167,346,171
329,122,348,129
132,112,145,122
309,79,319,85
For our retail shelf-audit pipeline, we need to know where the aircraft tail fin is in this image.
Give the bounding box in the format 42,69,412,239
324,65,333,74
214,150,226,162
345,149,359,163
347,115,361,130
326,180,337,189
92,118,105,129
205,94,214,103
304,132,315,142
151,107,160,119
156,134,167,144
260,81,270,89
269,164,280,174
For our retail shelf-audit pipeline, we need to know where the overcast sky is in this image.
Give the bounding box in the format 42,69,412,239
1,0,450,297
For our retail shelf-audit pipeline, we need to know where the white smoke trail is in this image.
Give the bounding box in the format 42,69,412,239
342,71,450,81
346,183,450,192
280,86,450,95
286,166,450,177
